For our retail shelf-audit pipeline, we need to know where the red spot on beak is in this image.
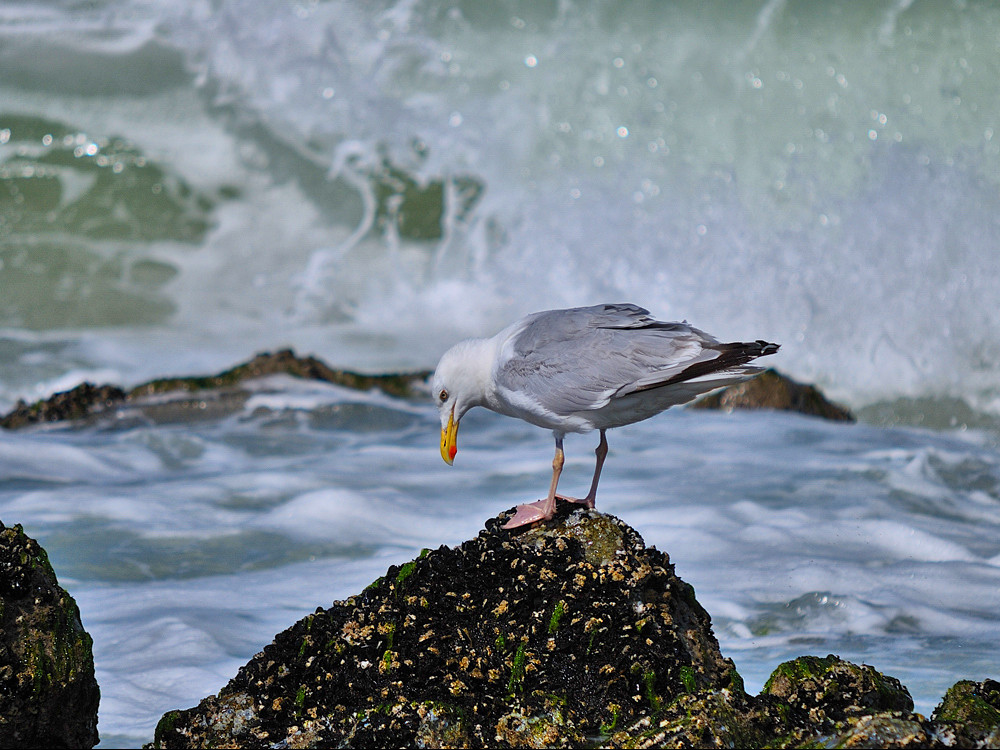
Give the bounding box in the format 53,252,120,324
449,444,457,461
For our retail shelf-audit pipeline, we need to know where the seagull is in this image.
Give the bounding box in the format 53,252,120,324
432,303,779,529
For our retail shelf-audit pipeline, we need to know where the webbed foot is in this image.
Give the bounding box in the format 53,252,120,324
502,500,554,529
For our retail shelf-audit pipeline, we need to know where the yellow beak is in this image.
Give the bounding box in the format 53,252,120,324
440,408,458,465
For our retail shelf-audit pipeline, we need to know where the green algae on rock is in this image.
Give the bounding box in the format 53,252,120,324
762,654,914,722
931,679,1000,747
611,653,984,749
0,521,100,748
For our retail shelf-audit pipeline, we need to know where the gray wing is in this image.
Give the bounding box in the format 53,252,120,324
495,303,749,416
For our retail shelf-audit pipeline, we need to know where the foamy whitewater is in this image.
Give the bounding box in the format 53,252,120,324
2,1,1000,746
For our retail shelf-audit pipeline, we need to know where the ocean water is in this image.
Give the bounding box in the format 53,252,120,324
2,1,1000,746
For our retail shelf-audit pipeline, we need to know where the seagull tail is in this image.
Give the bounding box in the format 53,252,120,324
633,338,780,393
748,339,780,358
704,339,781,375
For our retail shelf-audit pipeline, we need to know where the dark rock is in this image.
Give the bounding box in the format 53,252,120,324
0,382,126,429
0,521,100,748
610,654,938,749
762,654,914,723
0,349,432,429
609,686,774,748
127,348,429,401
149,507,738,748
824,713,944,748
753,654,932,749
691,368,855,422
931,679,1000,746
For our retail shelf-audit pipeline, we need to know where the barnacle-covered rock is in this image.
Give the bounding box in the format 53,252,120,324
0,521,100,748
149,507,735,748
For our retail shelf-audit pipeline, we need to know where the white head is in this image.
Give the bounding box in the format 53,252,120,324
431,338,494,465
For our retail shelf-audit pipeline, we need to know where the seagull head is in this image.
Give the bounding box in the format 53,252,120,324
431,338,494,465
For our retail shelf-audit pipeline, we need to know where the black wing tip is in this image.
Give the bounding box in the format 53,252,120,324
755,340,780,357
644,338,780,392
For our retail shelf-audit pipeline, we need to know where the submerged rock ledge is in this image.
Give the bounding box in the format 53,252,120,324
690,368,854,422
1,351,850,431
148,507,998,749
0,349,432,429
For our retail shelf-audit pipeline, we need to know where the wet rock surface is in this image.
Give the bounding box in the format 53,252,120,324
0,348,431,429
762,654,914,722
0,382,126,429
691,368,855,422
0,521,100,749
147,509,1000,749
931,679,1000,747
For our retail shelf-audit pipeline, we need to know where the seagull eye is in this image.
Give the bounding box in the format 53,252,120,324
439,389,449,402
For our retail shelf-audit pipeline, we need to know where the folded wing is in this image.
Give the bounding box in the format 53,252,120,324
495,303,778,417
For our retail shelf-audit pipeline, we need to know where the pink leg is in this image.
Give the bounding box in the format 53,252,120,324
503,437,566,529
558,429,608,510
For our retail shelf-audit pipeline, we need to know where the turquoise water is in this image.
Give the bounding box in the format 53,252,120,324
2,2,1000,746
